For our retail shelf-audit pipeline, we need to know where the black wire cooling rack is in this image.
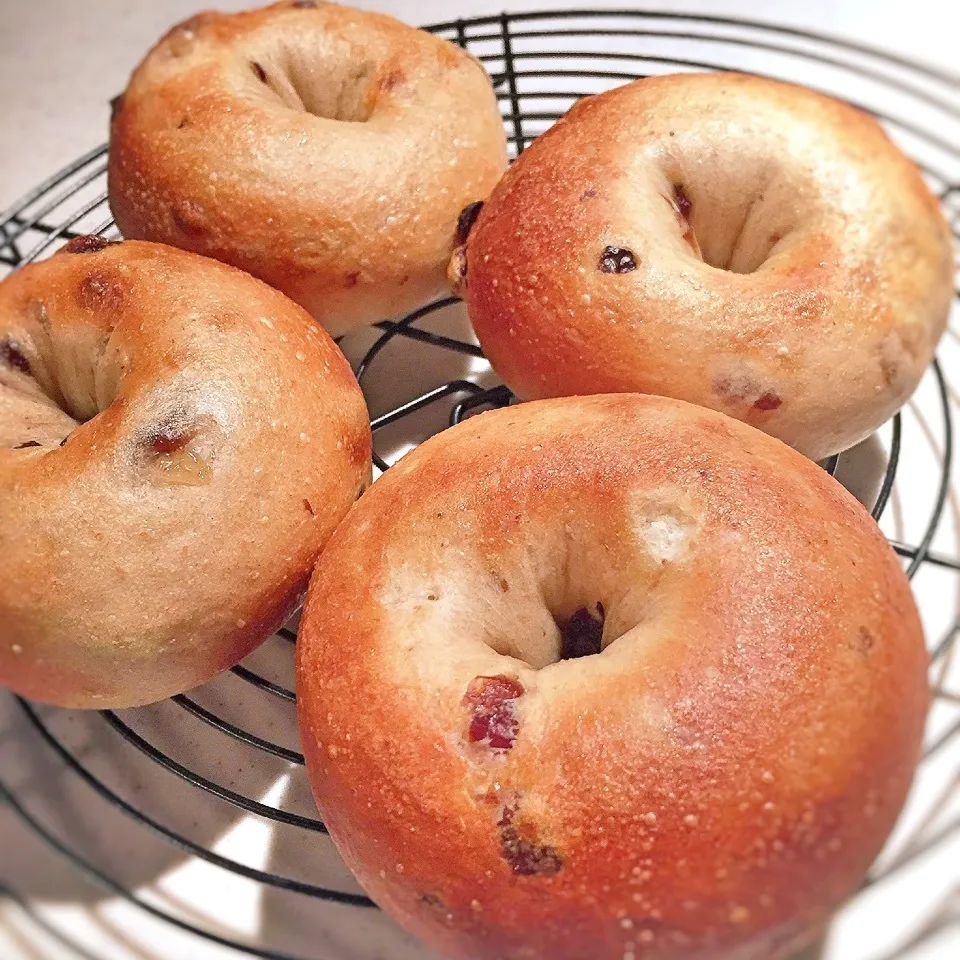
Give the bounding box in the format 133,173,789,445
1,9,959,960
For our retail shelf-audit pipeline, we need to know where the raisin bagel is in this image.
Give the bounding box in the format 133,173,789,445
0,237,370,708
109,0,508,336
297,394,927,960
453,72,954,460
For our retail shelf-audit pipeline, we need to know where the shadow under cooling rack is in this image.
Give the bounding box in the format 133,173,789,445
1,9,960,960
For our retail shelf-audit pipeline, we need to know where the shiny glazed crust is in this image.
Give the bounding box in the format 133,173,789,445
108,0,508,336
456,73,954,460
297,394,928,960
0,238,371,708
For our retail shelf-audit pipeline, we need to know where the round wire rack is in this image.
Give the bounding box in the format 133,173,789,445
1,9,959,960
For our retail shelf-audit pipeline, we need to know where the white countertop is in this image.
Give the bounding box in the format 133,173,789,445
1,0,957,210
1,2,959,960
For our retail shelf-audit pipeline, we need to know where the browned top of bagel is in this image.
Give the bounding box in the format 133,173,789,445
298,394,927,960
459,72,954,460
0,238,370,707
109,1,508,334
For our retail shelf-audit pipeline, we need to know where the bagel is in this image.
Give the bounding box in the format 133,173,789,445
108,0,508,336
452,72,953,460
297,394,927,960
0,237,370,708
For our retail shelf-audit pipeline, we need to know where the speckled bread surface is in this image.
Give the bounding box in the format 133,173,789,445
297,393,927,960
454,73,953,460
0,237,371,708
109,0,508,336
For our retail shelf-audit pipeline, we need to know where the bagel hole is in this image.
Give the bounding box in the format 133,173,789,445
707,222,783,275
249,51,378,123
668,178,786,274
557,603,606,661
483,601,610,669
0,316,117,448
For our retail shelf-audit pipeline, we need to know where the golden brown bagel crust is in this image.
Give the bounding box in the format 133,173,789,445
297,394,927,960
457,73,953,460
0,238,371,708
109,0,508,336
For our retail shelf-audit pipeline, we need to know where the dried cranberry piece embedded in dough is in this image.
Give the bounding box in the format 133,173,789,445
462,675,524,749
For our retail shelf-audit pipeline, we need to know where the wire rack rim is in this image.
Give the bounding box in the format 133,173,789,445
427,8,960,85
482,44,960,125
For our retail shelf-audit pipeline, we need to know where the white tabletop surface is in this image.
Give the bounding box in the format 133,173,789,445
1,0,958,210
1,2,959,960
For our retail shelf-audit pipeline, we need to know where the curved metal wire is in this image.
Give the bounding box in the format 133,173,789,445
0,785,330,960
229,665,297,703
20,192,109,265
433,9,960,85
0,144,107,229
173,695,306,765
872,414,903,521
450,385,514,426
1,162,108,253
466,25,960,116
357,297,468,383
15,699,371,906
1,9,957,959
905,360,953,578
492,53,960,151
99,711,326,833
